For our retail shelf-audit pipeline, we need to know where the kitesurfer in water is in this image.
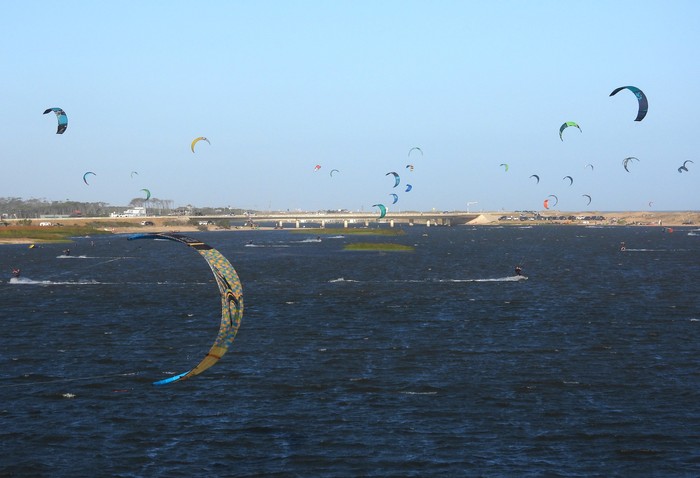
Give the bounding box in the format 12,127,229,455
514,266,523,276
620,242,626,252
11,268,21,278
63,248,71,256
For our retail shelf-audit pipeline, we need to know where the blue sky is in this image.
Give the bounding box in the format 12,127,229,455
3,1,699,212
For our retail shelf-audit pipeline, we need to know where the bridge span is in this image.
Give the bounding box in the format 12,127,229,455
197,212,480,228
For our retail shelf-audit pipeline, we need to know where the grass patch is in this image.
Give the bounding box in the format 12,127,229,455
343,242,414,252
293,228,406,236
0,226,111,242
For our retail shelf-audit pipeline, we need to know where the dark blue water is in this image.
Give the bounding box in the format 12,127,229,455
2,225,700,477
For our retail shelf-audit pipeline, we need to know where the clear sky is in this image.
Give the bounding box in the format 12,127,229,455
3,1,699,212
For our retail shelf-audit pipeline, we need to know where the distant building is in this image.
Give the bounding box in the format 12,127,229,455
110,207,147,218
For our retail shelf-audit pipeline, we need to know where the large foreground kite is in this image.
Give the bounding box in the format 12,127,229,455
128,233,244,385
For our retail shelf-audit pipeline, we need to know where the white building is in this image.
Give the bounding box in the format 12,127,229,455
110,207,147,218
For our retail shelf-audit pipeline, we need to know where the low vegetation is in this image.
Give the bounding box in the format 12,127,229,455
343,242,414,252
0,225,111,242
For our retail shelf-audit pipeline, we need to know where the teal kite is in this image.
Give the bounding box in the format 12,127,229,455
386,171,400,188
43,107,68,134
141,188,151,200
610,86,648,121
127,233,244,385
373,204,387,219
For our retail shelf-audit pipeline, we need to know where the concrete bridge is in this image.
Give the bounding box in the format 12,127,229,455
196,211,480,228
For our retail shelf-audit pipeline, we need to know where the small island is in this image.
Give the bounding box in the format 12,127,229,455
343,242,415,252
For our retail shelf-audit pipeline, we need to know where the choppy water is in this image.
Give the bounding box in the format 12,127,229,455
2,225,700,477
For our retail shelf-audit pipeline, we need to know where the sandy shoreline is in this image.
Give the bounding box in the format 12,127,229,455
1,211,698,245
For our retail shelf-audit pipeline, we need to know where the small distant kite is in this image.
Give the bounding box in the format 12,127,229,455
530,174,540,184
83,171,96,185
563,175,574,186
130,171,139,178
582,194,592,206
543,199,550,210
408,147,423,157
141,188,151,200
127,233,243,385
500,163,509,172
559,122,582,141
678,160,694,173
43,107,68,134
609,86,648,121
330,169,339,177
372,203,387,219
623,156,639,172
406,164,414,172
405,184,413,192
585,164,594,171
313,164,321,172
386,171,400,188
390,193,398,204
191,137,210,153
548,194,559,207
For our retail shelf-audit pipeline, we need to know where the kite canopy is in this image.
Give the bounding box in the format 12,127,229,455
610,86,648,121
500,163,509,172
128,233,244,385
530,174,540,184
408,147,423,157
141,188,151,200
563,175,574,186
313,164,321,172
372,203,387,219
83,171,96,185
385,171,400,188
191,136,210,153
623,156,639,172
678,160,694,173
405,184,413,192
583,194,592,206
548,194,559,207
390,193,399,204
559,121,581,141
330,169,339,177
43,107,68,134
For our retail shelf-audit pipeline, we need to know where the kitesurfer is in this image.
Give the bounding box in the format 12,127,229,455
63,248,71,256
12,268,21,278
514,266,523,276
620,242,626,252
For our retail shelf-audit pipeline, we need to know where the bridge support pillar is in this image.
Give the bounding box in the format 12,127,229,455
321,220,325,228
390,219,394,227
364,220,369,227
426,220,431,227
344,220,348,228
295,220,300,228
